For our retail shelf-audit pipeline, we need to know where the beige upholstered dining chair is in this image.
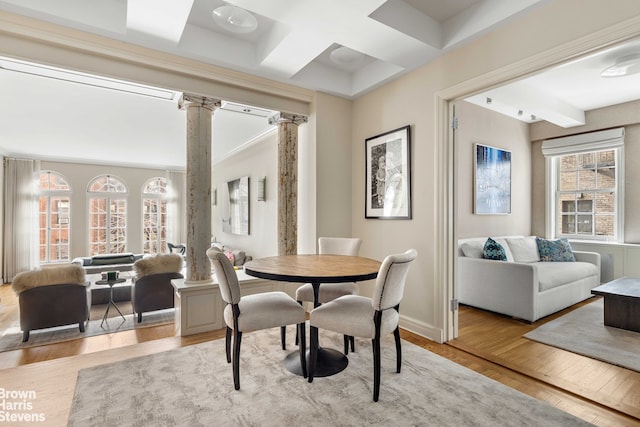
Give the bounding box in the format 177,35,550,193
207,248,307,390
295,237,362,353
307,249,417,402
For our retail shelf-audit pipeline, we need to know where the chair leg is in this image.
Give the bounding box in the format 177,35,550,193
22,331,29,342
372,337,381,402
343,335,349,355
225,326,232,363
308,326,319,383
281,326,287,350
298,322,307,378
394,327,402,373
295,300,303,346
232,329,243,390
137,312,142,323
79,322,85,333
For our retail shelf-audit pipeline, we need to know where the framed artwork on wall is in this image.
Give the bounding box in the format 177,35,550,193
474,143,511,215
365,125,412,219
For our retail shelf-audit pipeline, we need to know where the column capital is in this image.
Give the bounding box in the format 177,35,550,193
268,112,308,126
178,94,222,112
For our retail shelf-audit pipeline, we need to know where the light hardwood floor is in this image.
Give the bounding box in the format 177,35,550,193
0,284,638,426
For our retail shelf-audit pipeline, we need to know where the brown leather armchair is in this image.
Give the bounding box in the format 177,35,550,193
131,271,183,322
12,265,90,342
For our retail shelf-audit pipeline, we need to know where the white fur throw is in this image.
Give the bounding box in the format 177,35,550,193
12,265,87,294
134,253,183,279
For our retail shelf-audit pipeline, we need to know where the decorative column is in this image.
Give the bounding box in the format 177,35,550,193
179,94,221,282
268,112,308,255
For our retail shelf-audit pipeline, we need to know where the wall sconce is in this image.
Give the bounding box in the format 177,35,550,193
212,188,217,206
257,177,266,201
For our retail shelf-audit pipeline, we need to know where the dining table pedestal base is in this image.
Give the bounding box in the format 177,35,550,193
284,347,348,377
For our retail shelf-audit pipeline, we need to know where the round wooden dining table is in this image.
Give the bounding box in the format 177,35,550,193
244,254,381,377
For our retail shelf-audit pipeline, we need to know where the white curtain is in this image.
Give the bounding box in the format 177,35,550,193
3,158,40,282
166,170,186,247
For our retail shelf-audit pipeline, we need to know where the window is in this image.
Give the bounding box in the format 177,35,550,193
88,175,127,255
39,171,71,263
142,177,168,254
543,128,624,242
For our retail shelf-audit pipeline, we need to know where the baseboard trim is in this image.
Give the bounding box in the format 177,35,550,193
400,314,443,343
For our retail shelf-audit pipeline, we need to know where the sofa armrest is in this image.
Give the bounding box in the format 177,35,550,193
458,257,538,322
573,250,601,283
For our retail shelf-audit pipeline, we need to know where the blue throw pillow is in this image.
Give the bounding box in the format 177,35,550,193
536,237,576,262
483,237,507,261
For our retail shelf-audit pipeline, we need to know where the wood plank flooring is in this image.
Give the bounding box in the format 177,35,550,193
0,284,638,426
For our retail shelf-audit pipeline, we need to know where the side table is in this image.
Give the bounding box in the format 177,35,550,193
94,278,127,326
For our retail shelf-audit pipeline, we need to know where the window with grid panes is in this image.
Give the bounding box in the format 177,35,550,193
87,175,127,255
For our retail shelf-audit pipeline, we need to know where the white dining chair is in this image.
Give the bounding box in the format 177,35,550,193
307,249,417,402
207,248,307,390
294,237,362,353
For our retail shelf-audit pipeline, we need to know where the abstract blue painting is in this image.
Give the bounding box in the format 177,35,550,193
474,144,511,214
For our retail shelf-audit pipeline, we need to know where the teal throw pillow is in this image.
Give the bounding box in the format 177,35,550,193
536,237,576,262
483,237,507,261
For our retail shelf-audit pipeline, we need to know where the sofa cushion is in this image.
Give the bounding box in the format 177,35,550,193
536,261,598,291
92,253,135,265
483,238,507,261
536,237,576,262
506,237,540,263
12,265,87,294
134,253,183,279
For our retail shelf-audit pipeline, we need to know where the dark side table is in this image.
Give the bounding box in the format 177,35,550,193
95,278,127,326
591,277,640,332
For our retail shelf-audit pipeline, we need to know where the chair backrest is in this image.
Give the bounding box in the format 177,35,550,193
319,237,362,256
207,248,241,304
371,249,417,311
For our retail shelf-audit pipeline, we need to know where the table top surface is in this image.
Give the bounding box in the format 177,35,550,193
95,278,127,286
244,254,381,284
592,277,640,298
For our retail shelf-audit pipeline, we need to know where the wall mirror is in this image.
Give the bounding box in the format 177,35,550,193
223,176,249,235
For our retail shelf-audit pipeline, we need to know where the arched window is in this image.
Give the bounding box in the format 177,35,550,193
142,177,168,254
87,175,127,255
39,171,71,263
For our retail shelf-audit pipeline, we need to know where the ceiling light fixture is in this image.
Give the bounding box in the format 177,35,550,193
0,57,179,100
601,53,640,77
212,5,258,34
330,46,365,67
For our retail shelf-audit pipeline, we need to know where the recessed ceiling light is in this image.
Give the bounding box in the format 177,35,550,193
212,5,258,34
601,54,640,77
330,46,365,67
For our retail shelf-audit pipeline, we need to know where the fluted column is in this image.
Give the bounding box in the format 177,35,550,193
268,112,308,255
179,94,221,282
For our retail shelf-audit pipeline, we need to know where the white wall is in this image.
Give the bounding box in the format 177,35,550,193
40,160,174,259
211,131,278,259
455,101,531,239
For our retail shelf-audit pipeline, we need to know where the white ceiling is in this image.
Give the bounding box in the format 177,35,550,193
1,1,639,169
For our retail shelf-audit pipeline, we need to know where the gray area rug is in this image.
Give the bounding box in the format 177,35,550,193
525,298,640,372
0,303,174,352
68,328,591,427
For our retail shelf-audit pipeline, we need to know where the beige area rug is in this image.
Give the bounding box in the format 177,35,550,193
68,328,591,427
524,298,640,372
0,302,174,352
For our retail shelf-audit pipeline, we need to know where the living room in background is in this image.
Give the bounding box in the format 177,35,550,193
39,170,71,263
88,175,128,255
142,177,168,254
542,128,624,242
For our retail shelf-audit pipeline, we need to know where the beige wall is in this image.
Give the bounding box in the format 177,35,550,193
40,160,172,259
455,101,531,239
530,100,640,242
352,0,640,339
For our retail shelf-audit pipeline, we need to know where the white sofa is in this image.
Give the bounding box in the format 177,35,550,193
457,236,601,322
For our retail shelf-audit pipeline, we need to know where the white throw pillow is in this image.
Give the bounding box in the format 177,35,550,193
460,241,485,258
493,238,514,262
506,237,540,263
